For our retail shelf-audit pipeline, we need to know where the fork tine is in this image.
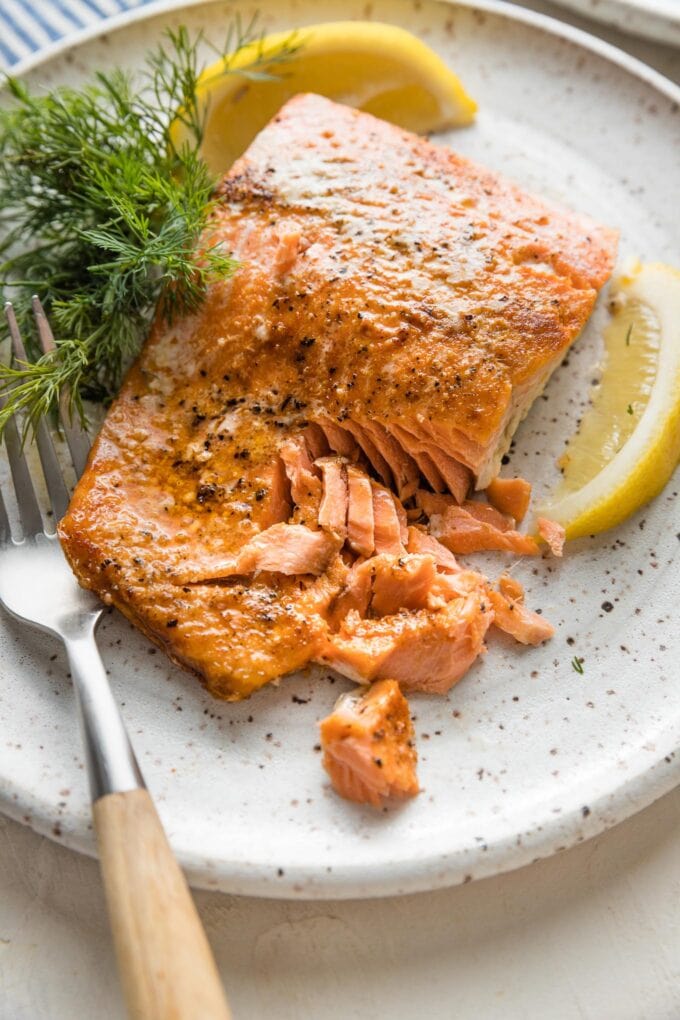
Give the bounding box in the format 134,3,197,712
0,484,10,543
32,296,91,479
5,304,71,521
1,407,44,538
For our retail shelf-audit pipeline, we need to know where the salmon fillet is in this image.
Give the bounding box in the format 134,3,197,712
59,94,616,702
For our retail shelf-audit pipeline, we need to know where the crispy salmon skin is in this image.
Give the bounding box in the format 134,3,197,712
59,94,616,702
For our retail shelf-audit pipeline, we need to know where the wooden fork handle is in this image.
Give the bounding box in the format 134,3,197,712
93,788,231,1020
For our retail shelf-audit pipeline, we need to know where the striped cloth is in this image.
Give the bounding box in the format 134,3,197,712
0,0,159,68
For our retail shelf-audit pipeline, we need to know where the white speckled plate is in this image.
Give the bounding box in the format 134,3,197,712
550,0,680,47
1,0,679,899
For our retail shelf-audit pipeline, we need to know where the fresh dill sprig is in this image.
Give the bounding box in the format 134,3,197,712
0,20,301,433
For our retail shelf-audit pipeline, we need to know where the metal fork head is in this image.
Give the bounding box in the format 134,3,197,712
0,300,101,639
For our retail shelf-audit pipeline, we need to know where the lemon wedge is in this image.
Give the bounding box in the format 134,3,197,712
172,21,477,176
538,262,680,539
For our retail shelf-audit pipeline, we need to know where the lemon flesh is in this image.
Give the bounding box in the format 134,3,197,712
539,262,680,539
173,21,477,177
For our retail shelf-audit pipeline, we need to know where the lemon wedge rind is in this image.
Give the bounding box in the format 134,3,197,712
539,262,680,540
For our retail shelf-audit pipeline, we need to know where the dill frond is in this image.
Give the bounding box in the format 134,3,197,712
0,22,301,434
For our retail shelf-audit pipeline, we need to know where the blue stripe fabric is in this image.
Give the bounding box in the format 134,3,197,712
0,0,159,68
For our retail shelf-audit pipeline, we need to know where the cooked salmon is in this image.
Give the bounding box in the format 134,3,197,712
346,465,375,556
59,93,615,703
371,482,405,555
280,436,321,526
498,572,525,602
196,523,341,578
537,517,566,557
486,477,532,523
487,588,555,645
428,503,540,556
406,526,460,573
319,680,419,807
317,457,348,538
319,593,493,694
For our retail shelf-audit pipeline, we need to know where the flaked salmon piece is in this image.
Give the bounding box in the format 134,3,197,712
416,489,457,518
370,554,439,616
371,482,405,556
358,420,421,502
391,429,472,503
429,506,540,556
318,593,493,693
417,457,447,494
428,568,489,605
326,554,436,622
179,523,341,580
317,457,348,539
459,500,516,529
280,437,322,525
406,526,460,574
498,572,525,602
393,493,409,545
412,420,491,490
346,465,375,557
302,422,330,461
329,551,481,621
417,491,522,534
425,452,472,505
388,422,447,493
237,524,341,576
486,477,532,523
327,560,374,628
342,420,394,489
537,517,566,557
316,419,361,462
59,94,612,699
487,588,555,645
319,680,419,807
389,424,465,498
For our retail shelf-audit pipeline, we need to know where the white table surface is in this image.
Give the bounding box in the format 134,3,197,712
1,4,679,1018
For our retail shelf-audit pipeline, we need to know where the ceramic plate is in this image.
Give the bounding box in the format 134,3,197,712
1,0,679,899
550,0,680,47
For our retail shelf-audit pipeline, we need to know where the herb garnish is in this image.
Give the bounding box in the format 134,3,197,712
0,20,300,433
571,656,585,674
627,403,634,415
625,323,633,346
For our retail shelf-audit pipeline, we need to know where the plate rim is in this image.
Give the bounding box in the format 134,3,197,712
6,0,680,105
1,0,679,899
549,0,680,48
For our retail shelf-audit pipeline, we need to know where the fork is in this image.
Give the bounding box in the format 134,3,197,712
0,301,231,1020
